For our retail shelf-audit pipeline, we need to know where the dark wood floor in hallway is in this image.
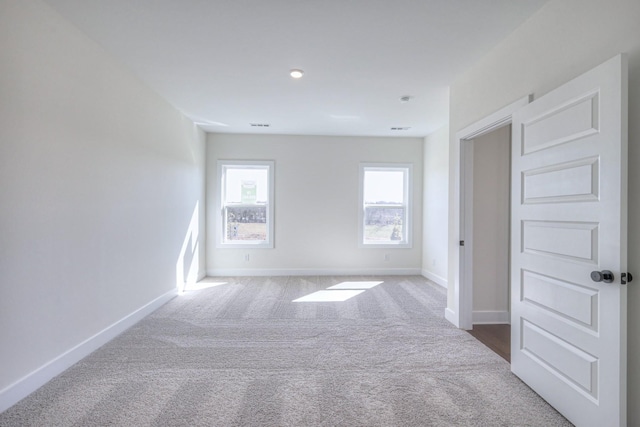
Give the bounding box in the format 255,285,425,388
467,324,511,362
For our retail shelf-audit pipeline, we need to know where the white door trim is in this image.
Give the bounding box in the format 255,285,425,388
449,95,531,329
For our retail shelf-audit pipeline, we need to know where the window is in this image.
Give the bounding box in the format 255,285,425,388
359,163,412,247
217,160,274,248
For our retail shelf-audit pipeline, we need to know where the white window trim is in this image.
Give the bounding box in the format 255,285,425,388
358,163,413,248
216,160,275,249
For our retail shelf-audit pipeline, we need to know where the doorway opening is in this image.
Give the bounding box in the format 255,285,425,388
463,124,512,362
450,95,530,334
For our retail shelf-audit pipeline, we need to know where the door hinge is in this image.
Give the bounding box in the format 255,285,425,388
459,240,465,247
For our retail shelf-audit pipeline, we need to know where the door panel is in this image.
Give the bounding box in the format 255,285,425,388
521,91,599,154
520,319,598,398
511,54,628,426
522,156,599,204
521,270,598,329
521,220,598,263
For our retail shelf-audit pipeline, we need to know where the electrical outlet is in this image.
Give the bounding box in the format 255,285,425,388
244,254,250,262
432,258,436,267
384,253,390,262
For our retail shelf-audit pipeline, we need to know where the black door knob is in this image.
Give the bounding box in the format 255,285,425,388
591,270,614,283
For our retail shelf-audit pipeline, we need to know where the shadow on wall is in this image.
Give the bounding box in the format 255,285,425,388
176,201,200,293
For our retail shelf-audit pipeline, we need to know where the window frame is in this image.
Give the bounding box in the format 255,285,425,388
216,160,275,248
358,163,412,248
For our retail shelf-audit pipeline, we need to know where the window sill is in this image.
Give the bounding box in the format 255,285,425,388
359,242,412,249
217,242,274,249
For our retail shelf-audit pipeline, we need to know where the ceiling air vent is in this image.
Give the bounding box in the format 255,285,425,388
250,123,270,127
390,127,411,131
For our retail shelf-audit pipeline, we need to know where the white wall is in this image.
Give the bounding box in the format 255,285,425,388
206,133,423,275
446,0,640,423
0,0,205,410
421,126,449,287
471,126,510,322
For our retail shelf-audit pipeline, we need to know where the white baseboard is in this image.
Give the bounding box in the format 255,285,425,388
421,269,447,288
206,268,422,277
472,310,510,325
0,289,176,413
445,307,458,327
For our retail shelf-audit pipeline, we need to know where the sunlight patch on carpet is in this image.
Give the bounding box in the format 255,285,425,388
293,281,383,302
327,281,383,290
293,290,365,302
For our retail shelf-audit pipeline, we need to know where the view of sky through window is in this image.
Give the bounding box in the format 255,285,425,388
364,170,404,203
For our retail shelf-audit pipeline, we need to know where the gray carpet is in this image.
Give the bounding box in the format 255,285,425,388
0,276,572,426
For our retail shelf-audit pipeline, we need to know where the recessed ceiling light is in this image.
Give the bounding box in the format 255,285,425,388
290,69,304,79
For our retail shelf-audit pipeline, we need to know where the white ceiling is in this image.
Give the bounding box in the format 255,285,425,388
43,0,548,137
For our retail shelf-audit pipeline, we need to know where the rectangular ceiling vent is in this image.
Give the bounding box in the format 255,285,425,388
250,123,270,127
390,127,411,131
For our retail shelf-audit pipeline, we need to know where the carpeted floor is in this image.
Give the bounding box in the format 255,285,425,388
0,276,572,426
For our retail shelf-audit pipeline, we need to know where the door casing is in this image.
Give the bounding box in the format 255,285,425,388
448,95,531,330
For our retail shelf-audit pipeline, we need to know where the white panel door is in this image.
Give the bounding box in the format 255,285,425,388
511,55,628,427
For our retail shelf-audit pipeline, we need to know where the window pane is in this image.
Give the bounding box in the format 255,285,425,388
363,170,404,204
218,160,274,248
225,206,267,241
225,168,268,204
359,164,411,247
364,206,404,242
